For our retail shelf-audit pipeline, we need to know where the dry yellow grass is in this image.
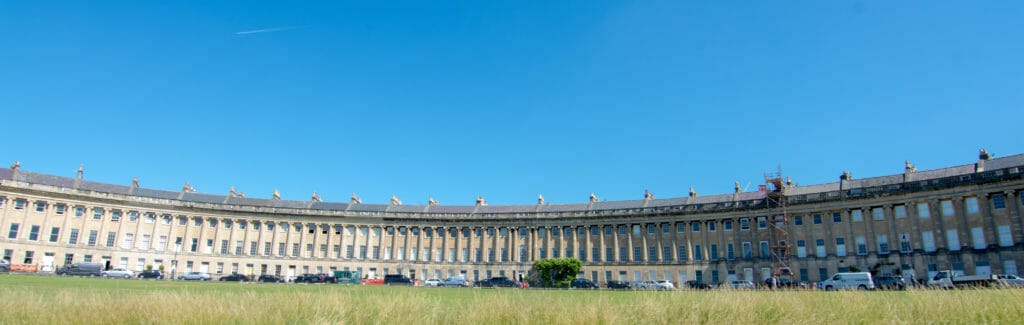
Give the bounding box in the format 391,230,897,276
1,275,1022,324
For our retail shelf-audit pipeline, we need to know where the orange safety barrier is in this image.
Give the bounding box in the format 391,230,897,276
11,264,38,272
360,278,384,285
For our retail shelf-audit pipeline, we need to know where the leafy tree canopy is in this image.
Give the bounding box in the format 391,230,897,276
531,258,583,288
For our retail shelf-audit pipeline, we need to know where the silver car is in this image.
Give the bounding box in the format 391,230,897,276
179,272,211,281
102,268,135,279
424,278,443,287
996,274,1024,287
634,280,659,290
654,280,675,290
730,280,756,289
442,276,470,287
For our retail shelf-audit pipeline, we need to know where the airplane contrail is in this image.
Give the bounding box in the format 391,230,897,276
235,26,307,35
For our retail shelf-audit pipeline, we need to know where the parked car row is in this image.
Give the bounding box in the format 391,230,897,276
605,280,683,290
419,276,472,287
295,273,337,283
28,265,1024,290
475,276,526,288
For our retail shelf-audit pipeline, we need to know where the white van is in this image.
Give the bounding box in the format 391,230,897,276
820,272,875,290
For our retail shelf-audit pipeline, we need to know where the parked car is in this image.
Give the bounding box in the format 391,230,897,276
56,263,104,277
0,259,10,272
928,270,999,288
137,270,164,279
820,272,874,290
442,276,470,287
570,278,599,289
686,280,713,290
765,278,808,289
101,268,135,279
383,274,414,286
295,273,336,283
996,274,1024,287
179,272,211,281
729,280,756,289
257,274,285,283
423,278,443,287
654,280,675,290
219,273,250,282
334,270,361,285
777,278,809,289
873,275,906,290
477,276,522,288
607,281,632,289
634,280,659,290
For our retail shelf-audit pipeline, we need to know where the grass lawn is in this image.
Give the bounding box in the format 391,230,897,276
1,274,1022,324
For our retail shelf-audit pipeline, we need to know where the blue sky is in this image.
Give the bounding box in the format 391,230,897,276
1,1,1021,205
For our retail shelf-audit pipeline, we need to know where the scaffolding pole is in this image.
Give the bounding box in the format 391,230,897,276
765,171,791,277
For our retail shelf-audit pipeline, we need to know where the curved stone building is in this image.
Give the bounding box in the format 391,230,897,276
1,150,1022,286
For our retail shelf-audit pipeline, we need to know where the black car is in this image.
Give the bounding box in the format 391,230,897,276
778,278,808,289
257,274,285,283
295,273,336,283
383,274,414,286
477,276,522,288
607,280,631,289
219,273,250,282
137,270,164,279
571,278,599,289
686,280,713,290
764,278,807,289
873,275,906,290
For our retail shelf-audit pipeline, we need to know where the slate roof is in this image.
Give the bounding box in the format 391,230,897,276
423,205,477,214
17,171,77,188
132,188,182,200
592,199,646,210
309,201,349,211
181,192,227,204
224,197,271,207
349,204,389,212
77,180,132,195
270,200,310,209
0,153,1021,214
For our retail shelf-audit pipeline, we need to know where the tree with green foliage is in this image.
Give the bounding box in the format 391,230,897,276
531,258,583,288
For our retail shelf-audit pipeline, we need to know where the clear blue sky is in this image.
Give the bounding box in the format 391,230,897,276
2,1,1021,205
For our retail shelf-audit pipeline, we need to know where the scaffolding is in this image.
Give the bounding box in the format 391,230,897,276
764,171,792,277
